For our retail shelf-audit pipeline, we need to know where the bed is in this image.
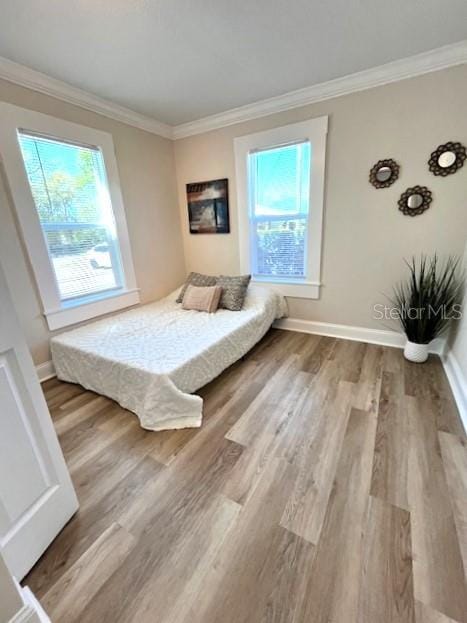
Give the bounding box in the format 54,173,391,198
51,285,287,431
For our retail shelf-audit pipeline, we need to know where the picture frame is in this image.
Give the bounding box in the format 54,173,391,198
186,178,230,234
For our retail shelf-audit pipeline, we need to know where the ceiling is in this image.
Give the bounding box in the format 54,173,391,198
1,1,467,126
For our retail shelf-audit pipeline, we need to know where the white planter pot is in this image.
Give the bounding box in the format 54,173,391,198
403,340,429,363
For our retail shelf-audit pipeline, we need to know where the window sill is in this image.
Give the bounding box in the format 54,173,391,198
252,279,321,299
44,288,140,331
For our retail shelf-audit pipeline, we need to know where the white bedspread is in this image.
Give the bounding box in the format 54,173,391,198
51,285,287,431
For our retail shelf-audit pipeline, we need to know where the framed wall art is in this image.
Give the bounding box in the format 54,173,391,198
186,178,230,234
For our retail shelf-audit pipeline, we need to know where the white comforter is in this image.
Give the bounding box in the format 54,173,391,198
51,285,287,431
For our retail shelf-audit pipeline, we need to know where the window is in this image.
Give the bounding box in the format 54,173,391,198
18,132,123,302
235,117,327,299
249,141,310,280
0,104,139,330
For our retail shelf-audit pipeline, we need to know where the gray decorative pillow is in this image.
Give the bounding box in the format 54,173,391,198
176,272,217,303
217,274,251,311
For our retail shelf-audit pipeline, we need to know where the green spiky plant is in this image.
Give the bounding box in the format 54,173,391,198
391,255,463,344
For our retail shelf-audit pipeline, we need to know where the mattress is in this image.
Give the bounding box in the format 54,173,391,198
51,285,287,431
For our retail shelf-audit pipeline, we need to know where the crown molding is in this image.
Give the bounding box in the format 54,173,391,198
274,317,446,355
173,40,467,139
1,41,466,142
0,56,173,139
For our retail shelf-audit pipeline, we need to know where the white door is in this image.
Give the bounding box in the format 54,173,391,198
0,261,78,580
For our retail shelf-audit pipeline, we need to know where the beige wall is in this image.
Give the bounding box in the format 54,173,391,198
0,79,186,365
1,66,467,371
174,65,467,332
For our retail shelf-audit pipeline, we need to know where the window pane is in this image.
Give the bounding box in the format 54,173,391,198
18,132,123,302
249,142,310,279
254,217,306,278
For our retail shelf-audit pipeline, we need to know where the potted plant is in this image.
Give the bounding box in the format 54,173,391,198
392,255,463,363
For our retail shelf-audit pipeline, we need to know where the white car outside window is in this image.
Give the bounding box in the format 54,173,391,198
87,244,112,269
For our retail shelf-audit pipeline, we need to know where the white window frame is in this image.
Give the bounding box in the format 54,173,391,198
0,103,140,330
234,116,328,299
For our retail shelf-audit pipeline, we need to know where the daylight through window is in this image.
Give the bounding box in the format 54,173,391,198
248,141,311,281
18,131,123,302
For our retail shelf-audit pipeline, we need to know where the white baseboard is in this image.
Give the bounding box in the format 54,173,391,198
35,361,55,383
8,605,39,623
21,587,50,623
273,317,445,354
9,582,50,623
442,350,467,434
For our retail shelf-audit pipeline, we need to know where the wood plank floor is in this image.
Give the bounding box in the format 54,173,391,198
24,329,467,623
